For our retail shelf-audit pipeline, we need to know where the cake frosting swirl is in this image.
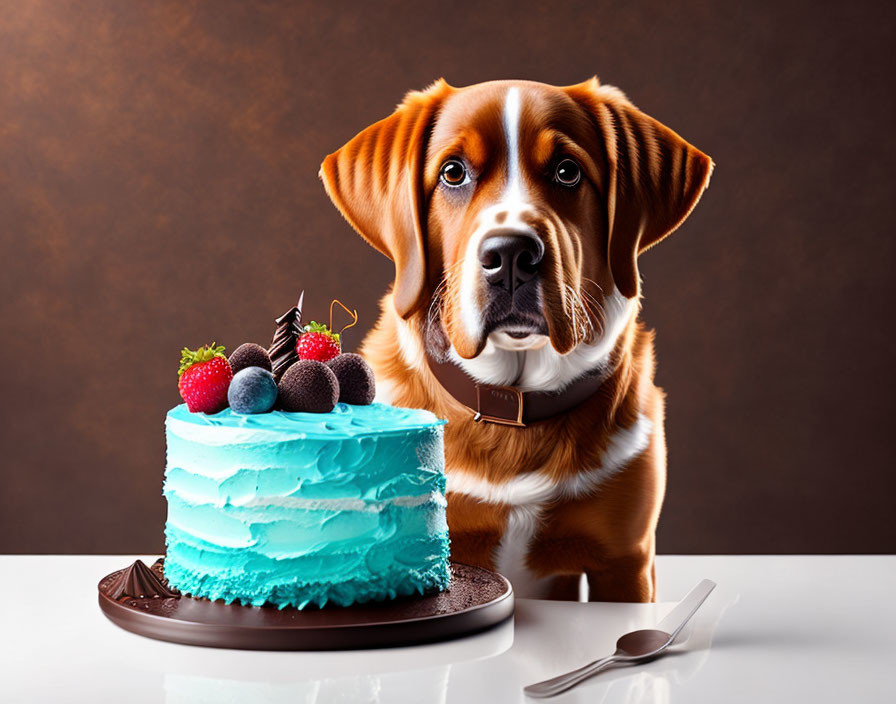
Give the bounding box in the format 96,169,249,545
163,402,451,609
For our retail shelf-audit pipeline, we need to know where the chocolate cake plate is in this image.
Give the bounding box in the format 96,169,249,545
98,558,513,650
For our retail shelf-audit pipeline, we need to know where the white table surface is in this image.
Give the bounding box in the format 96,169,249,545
1,555,892,703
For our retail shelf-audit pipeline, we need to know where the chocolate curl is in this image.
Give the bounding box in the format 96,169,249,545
329,299,359,338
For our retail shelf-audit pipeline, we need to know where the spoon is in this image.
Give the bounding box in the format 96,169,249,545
524,579,716,698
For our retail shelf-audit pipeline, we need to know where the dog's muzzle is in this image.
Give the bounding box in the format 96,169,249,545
478,229,547,338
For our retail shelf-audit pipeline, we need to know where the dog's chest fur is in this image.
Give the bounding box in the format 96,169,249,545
461,411,654,597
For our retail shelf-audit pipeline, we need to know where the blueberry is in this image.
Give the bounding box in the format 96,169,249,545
227,367,278,414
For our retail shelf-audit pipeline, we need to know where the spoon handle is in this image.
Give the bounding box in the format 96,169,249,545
523,654,620,698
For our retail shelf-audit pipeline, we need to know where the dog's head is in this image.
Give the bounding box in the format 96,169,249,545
321,78,713,361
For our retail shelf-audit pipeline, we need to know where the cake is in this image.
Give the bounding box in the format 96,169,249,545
161,294,451,610
163,402,450,609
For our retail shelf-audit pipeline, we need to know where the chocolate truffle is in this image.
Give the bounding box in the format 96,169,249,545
228,343,272,375
326,353,376,405
278,359,339,413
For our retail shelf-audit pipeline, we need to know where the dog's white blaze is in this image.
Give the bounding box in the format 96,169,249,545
459,86,534,341
503,86,523,205
452,412,653,598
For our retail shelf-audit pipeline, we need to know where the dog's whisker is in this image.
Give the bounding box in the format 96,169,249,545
579,294,602,337
561,282,595,346
575,280,609,337
427,259,469,344
582,277,605,295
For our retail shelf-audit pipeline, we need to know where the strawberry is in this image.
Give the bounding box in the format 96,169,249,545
178,343,233,413
296,322,341,362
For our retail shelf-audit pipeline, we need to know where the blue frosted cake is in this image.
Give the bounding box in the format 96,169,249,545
163,402,450,609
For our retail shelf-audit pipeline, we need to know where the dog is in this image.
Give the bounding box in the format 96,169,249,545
320,78,713,602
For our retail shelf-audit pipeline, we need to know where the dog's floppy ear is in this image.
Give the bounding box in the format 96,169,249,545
565,78,714,299
320,79,453,318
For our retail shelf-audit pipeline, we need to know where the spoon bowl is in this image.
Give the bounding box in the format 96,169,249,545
615,629,672,658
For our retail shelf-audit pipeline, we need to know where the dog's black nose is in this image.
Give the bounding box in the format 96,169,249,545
478,231,544,293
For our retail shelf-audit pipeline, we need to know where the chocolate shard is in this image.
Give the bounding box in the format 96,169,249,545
269,290,304,382
108,559,179,600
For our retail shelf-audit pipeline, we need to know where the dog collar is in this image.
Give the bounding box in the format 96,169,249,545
425,353,606,427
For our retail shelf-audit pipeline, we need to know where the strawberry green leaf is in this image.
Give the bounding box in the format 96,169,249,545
303,321,330,335
303,321,340,343
178,342,226,377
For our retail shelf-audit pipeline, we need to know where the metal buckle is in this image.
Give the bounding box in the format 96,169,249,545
472,384,526,427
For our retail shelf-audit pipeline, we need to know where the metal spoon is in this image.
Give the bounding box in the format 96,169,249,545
524,579,716,698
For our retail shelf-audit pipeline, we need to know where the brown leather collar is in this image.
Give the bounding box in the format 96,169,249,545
426,352,606,427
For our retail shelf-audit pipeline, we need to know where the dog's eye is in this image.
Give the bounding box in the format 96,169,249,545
439,159,469,187
554,158,581,187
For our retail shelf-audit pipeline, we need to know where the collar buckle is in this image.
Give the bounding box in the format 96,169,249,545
473,384,526,427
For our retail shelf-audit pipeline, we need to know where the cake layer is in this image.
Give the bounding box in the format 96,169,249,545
163,402,450,609
164,524,450,609
165,491,447,555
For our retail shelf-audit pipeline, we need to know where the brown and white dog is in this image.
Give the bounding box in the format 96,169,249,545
320,78,713,602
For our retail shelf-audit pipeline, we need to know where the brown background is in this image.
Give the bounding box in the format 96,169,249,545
2,0,894,554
